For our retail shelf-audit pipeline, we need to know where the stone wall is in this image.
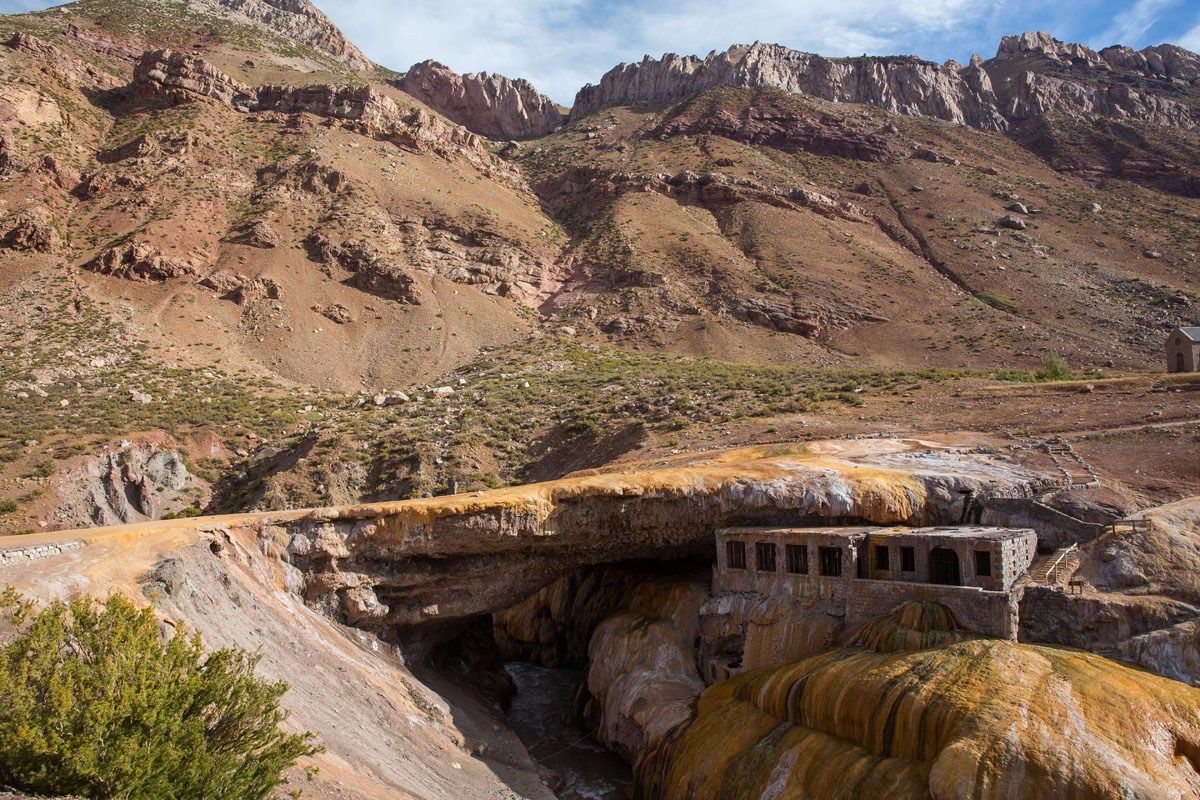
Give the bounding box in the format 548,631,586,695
984,499,1103,549
845,580,1019,639
0,539,82,566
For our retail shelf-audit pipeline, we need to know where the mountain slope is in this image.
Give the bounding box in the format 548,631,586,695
0,0,1198,531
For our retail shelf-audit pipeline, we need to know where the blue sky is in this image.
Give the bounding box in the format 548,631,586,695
3,0,1199,102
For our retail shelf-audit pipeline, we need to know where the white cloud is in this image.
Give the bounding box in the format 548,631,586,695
1093,0,1178,48
318,0,980,103
1177,15,1200,51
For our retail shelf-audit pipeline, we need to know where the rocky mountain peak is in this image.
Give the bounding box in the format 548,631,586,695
571,41,1009,129
206,0,372,70
570,35,1199,132
397,59,562,139
995,30,1099,63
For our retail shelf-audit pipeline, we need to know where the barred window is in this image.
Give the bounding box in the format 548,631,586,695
755,542,777,572
786,544,808,574
726,540,746,570
818,546,842,577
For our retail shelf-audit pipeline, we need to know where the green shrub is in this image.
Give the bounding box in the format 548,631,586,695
0,591,320,800
0,500,16,514
1038,354,1071,381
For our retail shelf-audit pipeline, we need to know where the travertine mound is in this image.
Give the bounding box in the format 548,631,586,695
399,60,562,139
637,611,1200,799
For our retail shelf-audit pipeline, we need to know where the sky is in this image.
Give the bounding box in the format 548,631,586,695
2,0,1199,103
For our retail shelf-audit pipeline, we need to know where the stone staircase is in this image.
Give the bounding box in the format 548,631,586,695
1028,543,1082,587
1043,437,1100,489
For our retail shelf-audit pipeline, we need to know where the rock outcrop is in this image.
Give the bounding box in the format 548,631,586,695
398,60,562,139
209,0,372,70
570,36,1200,132
571,42,1010,130
131,51,518,178
133,48,254,107
1,206,60,253
50,439,205,527
1019,498,1200,685
85,241,198,281
303,235,421,304
276,439,1049,634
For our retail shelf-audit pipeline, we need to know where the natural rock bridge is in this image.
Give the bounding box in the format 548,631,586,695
155,438,1052,635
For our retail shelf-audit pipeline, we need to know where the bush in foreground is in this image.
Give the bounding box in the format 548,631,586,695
0,590,319,800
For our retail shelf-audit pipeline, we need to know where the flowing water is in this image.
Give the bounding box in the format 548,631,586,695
504,662,631,800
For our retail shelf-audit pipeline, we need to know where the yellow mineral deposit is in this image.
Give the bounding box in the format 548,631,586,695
637,602,1200,800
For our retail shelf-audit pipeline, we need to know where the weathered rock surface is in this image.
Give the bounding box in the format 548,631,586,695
50,439,206,527
133,49,254,107
652,98,897,162
0,206,60,253
398,60,562,139
198,271,283,305
637,603,1200,800
1019,498,1200,685
277,439,1049,634
208,0,372,70
0,520,555,800
85,241,198,281
130,51,518,178
303,235,421,304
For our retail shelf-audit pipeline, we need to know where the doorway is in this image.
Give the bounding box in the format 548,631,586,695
930,547,961,586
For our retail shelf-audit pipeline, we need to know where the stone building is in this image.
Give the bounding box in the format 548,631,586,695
1167,326,1200,373
713,525,1037,641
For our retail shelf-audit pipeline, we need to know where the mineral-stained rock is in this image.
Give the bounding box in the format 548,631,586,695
1,206,60,253
1020,498,1200,686
51,439,202,527
636,603,1200,800
398,60,562,139
86,241,197,281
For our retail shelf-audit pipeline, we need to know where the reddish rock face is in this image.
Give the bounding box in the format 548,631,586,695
398,59,563,139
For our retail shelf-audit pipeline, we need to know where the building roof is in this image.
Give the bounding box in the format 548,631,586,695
720,525,1032,542
1177,327,1200,342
